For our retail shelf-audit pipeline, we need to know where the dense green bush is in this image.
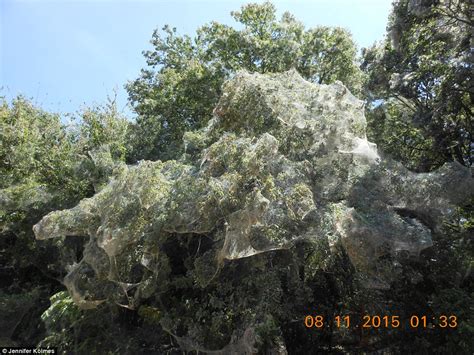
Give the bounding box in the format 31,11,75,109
0,97,129,346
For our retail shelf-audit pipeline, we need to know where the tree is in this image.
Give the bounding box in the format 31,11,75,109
0,96,129,345
126,1,363,161
362,0,472,172
361,2,474,352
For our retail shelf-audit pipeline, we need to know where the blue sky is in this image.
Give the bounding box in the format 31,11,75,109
1,0,392,116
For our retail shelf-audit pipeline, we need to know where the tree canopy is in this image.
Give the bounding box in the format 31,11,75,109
362,0,472,171
126,1,363,161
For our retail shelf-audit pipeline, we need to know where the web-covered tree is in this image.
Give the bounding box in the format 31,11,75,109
362,0,472,172
361,1,473,352
126,1,363,161
0,96,129,345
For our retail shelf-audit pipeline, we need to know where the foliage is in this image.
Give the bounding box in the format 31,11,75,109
360,3,474,350
126,1,363,161
41,291,81,334
0,96,129,346
0,97,85,196
362,0,472,171
75,98,129,162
